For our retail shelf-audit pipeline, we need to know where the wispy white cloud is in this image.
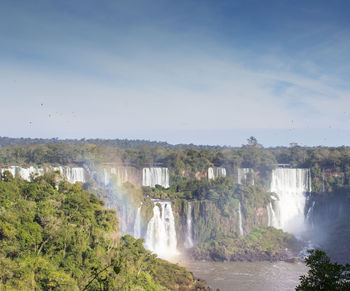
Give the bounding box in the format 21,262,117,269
0,0,349,145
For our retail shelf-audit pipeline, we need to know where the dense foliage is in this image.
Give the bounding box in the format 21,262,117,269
2,137,350,265
296,249,350,291
191,227,298,262
0,173,208,290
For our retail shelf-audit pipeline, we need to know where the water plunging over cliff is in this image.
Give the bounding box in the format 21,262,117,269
207,167,227,180
104,167,131,186
142,167,169,188
306,201,315,228
133,206,142,238
145,201,178,258
53,167,85,184
270,168,311,235
1,166,85,184
267,202,278,227
238,202,244,236
1,166,43,180
184,202,194,248
237,168,254,185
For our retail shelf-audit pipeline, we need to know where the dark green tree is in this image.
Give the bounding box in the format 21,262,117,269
296,249,350,291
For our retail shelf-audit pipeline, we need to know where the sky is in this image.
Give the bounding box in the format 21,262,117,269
1,0,350,147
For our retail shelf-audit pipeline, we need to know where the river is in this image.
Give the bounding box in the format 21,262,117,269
182,260,307,291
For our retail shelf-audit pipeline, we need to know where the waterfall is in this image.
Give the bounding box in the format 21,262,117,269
145,200,178,258
111,167,129,186
207,167,226,180
237,168,254,185
238,202,244,236
103,167,131,186
1,166,44,181
133,206,142,239
53,166,85,184
1,166,17,178
306,201,315,228
121,204,128,233
184,202,193,248
66,167,85,184
17,166,44,180
208,167,215,180
322,170,325,192
267,202,278,227
270,168,311,235
2,166,85,184
103,168,110,186
142,167,169,188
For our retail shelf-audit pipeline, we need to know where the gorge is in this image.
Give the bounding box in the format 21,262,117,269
2,140,350,289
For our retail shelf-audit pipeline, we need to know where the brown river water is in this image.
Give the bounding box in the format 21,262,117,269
181,260,308,291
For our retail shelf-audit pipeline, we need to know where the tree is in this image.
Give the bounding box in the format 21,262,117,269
296,249,350,291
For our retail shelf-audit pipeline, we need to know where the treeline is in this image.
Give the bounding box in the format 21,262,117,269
0,172,209,290
1,137,350,192
0,136,223,150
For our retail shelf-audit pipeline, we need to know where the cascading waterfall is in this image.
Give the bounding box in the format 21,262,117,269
1,166,17,177
306,201,315,228
184,202,193,248
103,168,110,186
17,166,44,180
111,167,129,186
142,167,169,188
238,202,244,236
53,166,85,184
237,168,254,185
145,200,178,258
121,204,128,233
267,202,278,227
270,168,311,235
1,166,85,184
207,167,227,180
1,166,44,180
103,167,130,186
133,206,142,239
322,170,325,192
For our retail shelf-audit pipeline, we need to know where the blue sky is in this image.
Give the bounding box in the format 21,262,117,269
1,0,350,147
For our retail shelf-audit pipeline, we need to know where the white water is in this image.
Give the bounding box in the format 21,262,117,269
145,200,178,258
306,201,315,228
111,167,129,186
1,166,85,184
208,167,227,180
104,167,130,186
53,166,85,184
270,168,311,235
103,168,110,186
237,168,254,185
238,202,244,236
133,206,142,239
121,204,128,233
142,167,169,188
18,166,44,180
267,202,278,227
1,166,17,177
184,202,194,248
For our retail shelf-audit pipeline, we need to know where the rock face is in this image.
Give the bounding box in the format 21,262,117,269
172,199,269,250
